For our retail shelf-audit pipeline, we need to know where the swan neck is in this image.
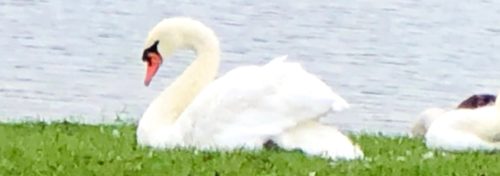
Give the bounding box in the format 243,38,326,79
144,43,220,125
140,18,222,129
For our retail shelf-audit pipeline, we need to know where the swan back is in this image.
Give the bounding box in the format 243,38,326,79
263,56,350,111
176,56,349,148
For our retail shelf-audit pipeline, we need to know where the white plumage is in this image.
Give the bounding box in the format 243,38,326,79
417,91,500,151
136,17,362,160
411,108,446,137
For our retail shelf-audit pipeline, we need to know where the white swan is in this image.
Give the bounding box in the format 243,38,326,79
136,17,363,160
411,93,497,137
423,91,500,151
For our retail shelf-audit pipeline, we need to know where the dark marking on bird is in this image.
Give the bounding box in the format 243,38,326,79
457,94,496,109
142,40,160,64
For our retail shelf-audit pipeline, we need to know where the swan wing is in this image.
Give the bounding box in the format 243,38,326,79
177,58,349,149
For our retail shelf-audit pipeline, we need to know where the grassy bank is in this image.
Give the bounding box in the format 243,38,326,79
0,123,498,175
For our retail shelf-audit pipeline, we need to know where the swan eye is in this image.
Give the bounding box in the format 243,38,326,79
142,40,160,63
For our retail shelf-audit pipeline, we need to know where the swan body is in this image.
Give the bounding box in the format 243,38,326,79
411,93,497,137
423,92,500,151
136,17,362,160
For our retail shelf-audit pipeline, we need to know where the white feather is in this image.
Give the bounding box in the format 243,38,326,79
136,17,362,160
424,93,500,151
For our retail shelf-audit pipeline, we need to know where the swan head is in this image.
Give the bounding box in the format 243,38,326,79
457,94,496,109
141,17,218,86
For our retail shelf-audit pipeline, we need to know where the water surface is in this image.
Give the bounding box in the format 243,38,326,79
1,0,499,134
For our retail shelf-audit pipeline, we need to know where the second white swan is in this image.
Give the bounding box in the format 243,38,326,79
136,17,363,160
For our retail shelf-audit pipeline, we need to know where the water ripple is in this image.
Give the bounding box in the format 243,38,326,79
1,0,500,134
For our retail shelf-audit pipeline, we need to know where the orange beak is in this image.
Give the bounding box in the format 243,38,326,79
144,52,162,86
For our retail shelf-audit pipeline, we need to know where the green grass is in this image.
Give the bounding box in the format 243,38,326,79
0,123,498,176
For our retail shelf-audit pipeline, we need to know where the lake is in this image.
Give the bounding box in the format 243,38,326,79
1,0,499,134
